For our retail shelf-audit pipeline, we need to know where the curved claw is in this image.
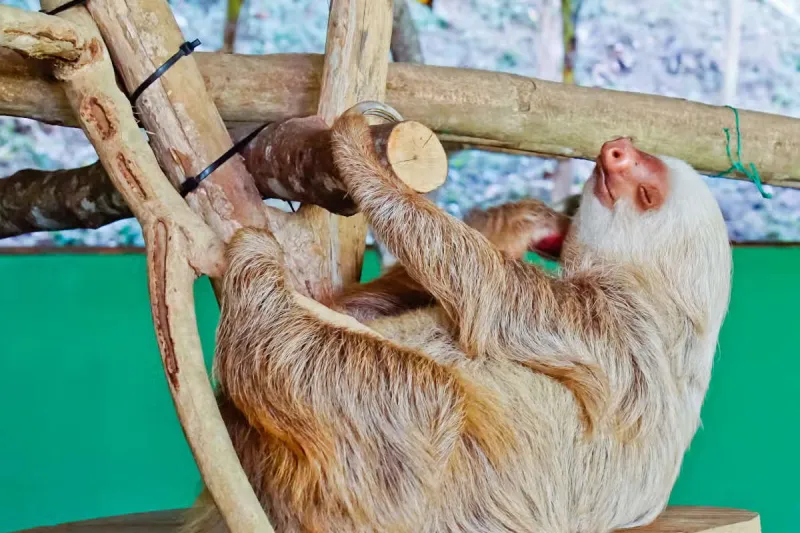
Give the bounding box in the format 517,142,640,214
340,101,404,123
555,193,581,217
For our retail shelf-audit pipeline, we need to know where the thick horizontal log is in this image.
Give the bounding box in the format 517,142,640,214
2,51,799,188
10,506,761,533
237,116,446,216
0,164,129,238
0,118,446,239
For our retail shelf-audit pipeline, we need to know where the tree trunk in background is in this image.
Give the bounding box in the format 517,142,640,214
722,0,743,105
538,0,573,205
222,0,243,53
391,0,424,64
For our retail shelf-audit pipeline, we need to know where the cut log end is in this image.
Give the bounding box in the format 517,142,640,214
375,121,448,194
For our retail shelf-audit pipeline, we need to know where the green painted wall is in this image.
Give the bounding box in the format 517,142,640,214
0,248,797,532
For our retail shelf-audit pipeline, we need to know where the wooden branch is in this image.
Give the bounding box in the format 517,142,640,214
31,2,272,532
6,51,799,188
84,0,365,304
0,163,130,238
0,5,84,61
391,0,424,63
236,116,446,216
82,0,271,243
296,0,394,297
629,507,760,533
0,118,446,239
0,48,74,126
145,220,271,533
25,2,221,273
9,506,762,533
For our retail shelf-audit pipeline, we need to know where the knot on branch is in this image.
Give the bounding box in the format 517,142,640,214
52,37,103,79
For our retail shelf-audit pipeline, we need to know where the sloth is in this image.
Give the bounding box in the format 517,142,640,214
185,113,732,533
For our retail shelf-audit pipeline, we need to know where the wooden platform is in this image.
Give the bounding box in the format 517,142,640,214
14,506,760,533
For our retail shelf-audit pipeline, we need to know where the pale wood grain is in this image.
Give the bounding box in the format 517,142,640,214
0,5,84,61
298,0,395,298
11,506,761,533
82,0,269,242
33,1,273,532
630,507,760,533
4,51,797,188
373,120,448,193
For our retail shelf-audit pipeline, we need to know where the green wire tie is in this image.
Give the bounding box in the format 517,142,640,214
716,105,772,199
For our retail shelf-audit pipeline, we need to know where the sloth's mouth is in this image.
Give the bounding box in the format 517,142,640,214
593,161,615,205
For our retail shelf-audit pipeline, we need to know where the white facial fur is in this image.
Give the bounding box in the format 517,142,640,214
572,155,732,338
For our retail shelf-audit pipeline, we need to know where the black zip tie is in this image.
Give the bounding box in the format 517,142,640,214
180,123,270,197
41,0,86,15
129,39,201,104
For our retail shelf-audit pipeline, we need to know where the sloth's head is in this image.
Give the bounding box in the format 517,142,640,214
569,138,732,326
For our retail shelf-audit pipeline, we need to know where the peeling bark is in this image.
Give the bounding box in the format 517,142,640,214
0,5,84,61
0,163,130,238
149,218,180,391
24,3,267,532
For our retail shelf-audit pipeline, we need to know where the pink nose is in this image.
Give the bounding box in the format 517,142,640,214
595,137,669,211
599,137,637,178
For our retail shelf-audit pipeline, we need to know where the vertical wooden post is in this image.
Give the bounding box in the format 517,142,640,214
298,0,394,293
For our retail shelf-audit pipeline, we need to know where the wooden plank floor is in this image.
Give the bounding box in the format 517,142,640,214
14,506,760,533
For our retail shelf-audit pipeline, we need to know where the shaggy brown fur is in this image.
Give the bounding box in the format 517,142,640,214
334,197,570,323
183,114,732,533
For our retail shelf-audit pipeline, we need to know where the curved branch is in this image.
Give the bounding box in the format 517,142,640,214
145,219,273,533
33,2,263,531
